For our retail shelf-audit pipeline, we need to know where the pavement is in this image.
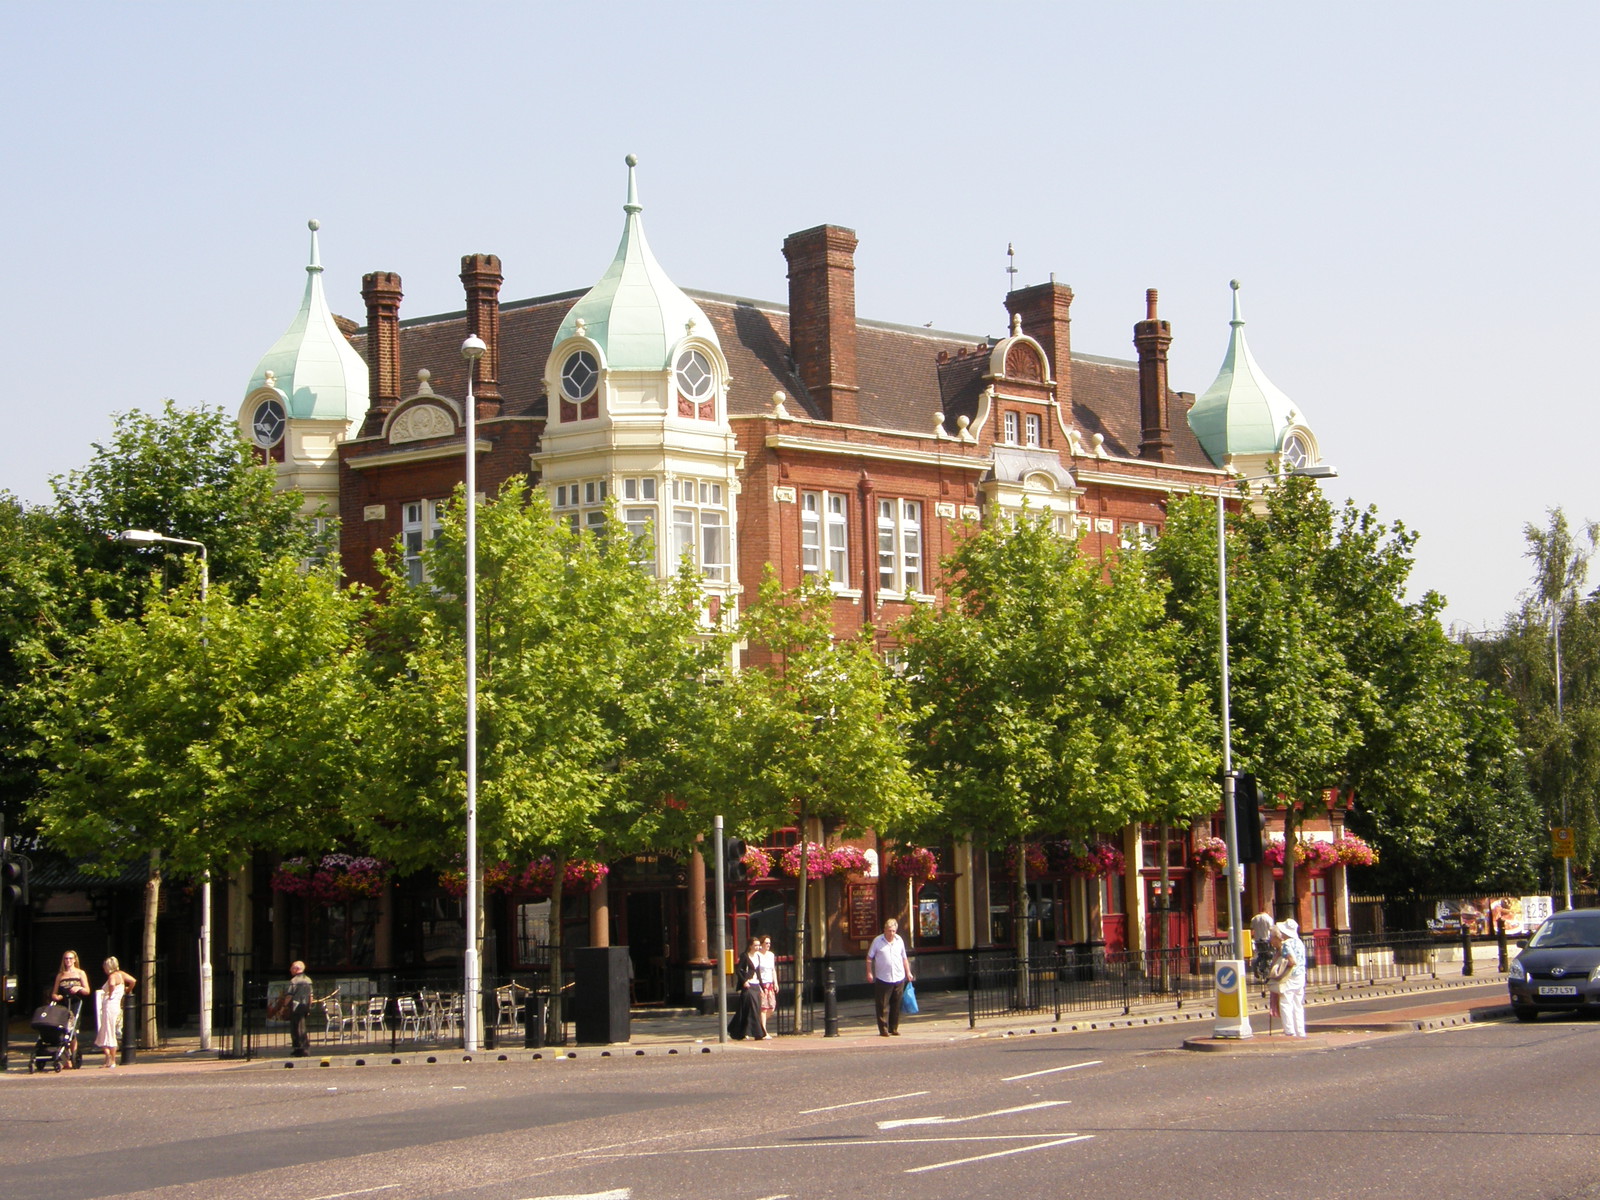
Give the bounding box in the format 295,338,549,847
2,965,1516,1076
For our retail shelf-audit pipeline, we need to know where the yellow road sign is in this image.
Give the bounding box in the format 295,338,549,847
1552,826,1576,859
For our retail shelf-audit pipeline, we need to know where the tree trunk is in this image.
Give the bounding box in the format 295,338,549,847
1157,822,1171,992
141,851,161,1049
793,799,808,1034
1014,841,1031,1008
1281,809,1298,922
229,860,250,1057
546,854,566,1045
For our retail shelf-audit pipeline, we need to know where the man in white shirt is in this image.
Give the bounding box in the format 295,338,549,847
865,918,913,1036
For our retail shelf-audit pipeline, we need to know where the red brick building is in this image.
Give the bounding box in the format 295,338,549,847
237,158,1343,996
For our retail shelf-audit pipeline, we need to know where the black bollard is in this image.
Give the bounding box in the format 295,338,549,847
1460,918,1473,976
121,989,136,1065
1497,918,1509,973
824,965,839,1038
525,995,546,1049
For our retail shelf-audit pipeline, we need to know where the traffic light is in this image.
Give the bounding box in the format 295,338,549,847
1233,773,1264,864
1,840,26,907
724,837,748,887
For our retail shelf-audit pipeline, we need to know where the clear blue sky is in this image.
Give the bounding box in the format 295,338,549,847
3,2,1594,632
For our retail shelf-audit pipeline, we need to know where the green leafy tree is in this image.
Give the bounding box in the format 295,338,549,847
356,479,728,1036
1470,509,1600,895
900,512,1215,973
30,558,369,1043
711,569,928,1023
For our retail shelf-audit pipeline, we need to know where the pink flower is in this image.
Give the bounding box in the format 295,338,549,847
890,847,939,883
780,842,832,879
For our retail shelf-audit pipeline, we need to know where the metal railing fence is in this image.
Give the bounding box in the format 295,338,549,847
965,932,1463,1027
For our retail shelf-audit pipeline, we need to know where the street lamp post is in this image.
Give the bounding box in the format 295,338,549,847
116,529,211,1052
1211,463,1337,1038
461,334,487,1052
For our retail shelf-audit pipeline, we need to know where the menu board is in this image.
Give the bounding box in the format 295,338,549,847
847,883,879,940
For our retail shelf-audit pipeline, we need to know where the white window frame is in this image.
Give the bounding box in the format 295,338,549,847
668,476,730,582
1025,413,1041,447
877,498,924,597
402,499,446,586
1003,411,1019,444
1120,520,1160,549
801,490,850,588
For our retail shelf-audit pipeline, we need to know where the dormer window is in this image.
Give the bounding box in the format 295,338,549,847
1282,431,1311,470
674,349,716,420
251,398,286,448
560,350,600,422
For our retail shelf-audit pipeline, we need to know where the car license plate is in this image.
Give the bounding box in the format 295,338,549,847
1538,985,1578,996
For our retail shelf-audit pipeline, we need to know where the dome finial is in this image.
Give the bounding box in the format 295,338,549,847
624,153,641,214
307,218,323,275
1229,278,1243,326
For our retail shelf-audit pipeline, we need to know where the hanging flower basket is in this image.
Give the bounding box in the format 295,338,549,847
272,854,390,903
1334,834,1378,867
1301,839,1341,870
1191,836,1229,875
889,846,939,883
1064,841,1125,878
1004,842,1050,878
437,856,609,899
780,842,832,880
828,845,871,876
741,846,774,879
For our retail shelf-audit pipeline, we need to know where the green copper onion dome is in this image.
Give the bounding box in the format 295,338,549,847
246,220,369,423
1187,280,1304,467
555,155,719,369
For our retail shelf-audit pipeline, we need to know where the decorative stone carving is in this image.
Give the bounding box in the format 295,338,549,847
390,404,455,444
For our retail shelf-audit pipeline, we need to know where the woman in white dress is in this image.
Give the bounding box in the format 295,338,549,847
94,957,137,1068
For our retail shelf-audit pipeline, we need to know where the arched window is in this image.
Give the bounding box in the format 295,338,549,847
560,350,600,422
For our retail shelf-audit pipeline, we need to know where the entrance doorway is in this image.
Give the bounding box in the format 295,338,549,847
624,891,668,1005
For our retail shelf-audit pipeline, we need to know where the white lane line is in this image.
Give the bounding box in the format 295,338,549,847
1001,1059,1102,1082
754,1195,793,1200
581,1133,1088,1159
306,1188,401,1200
904,1134,1095,1174
515,1191,631,1200
799,1090,930,1114
878,1100,1068,1130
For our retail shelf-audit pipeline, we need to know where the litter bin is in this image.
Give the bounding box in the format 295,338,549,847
573,946,631,1045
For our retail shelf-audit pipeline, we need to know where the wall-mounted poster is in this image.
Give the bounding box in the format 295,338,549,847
847,883,879,940
918,897,941,941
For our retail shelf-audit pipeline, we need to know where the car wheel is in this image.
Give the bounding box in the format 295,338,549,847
1513,1005,1539,1022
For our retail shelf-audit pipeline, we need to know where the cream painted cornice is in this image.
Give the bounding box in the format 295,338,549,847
762,432,989,472
345,440,492,470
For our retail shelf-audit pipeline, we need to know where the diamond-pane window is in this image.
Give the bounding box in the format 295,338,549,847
561,351,599,402
675,349,714,400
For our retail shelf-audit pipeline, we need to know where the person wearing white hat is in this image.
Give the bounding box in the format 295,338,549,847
1270,919,1308,1037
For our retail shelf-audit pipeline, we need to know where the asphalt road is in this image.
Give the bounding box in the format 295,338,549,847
4,985,1597,1200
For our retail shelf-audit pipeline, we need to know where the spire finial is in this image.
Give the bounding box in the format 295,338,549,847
624,153,641,214
1229,278,1243,326
307,218,323,275
1006,242,1018,293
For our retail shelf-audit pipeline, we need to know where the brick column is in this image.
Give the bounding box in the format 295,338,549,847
783,225,860,425
360,271,403,435
460,253,503,416
1134,288,1174,462
1005,281,1074,416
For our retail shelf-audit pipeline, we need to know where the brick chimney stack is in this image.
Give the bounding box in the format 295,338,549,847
1005,279,1074,415
782,225,860,425
460,253,503,416
1133,288,1174,462
360,271,404,435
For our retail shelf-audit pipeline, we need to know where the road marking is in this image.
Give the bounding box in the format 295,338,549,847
878,1100,1068,1130
800,1090,930,1114
515,1191,630,1200
305,1188,400,1200
582,1133,1089,1160
1002,1059,1102,1082
904,1134,1095,1174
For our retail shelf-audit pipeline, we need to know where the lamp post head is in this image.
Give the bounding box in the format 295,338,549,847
115,529,165,543
1289,463,1338,480
461,335,487,362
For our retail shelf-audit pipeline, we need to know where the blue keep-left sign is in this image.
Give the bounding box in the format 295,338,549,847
1216,965,1238,991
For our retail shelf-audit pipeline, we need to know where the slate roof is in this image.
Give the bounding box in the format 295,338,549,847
345,286,1212,469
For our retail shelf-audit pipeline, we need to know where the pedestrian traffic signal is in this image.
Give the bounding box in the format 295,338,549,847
1234,774,1264,864
1,842,27,907
724,837,748,887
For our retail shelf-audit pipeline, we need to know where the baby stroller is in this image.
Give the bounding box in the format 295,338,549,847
29,997,84,1073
